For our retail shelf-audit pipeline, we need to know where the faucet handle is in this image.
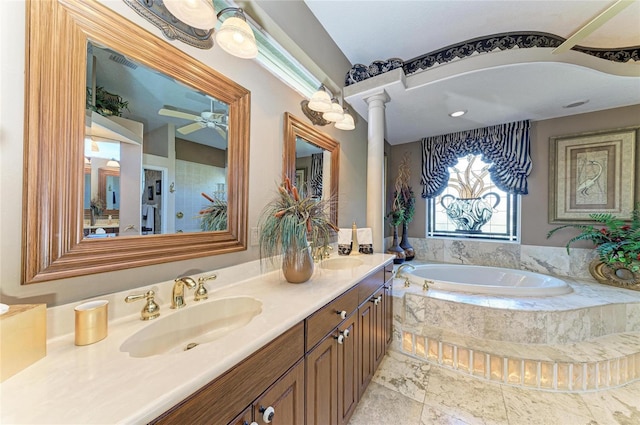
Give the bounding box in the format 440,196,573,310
125,290,160,320
195,274,217,301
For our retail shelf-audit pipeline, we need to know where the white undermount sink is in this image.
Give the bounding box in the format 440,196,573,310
120,296,262,358
320,257,364,270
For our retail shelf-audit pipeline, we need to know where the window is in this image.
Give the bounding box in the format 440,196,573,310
427,154,519,241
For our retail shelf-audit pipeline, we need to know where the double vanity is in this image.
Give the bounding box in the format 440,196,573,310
0,254,394,424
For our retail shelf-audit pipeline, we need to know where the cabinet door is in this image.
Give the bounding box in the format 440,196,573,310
384,282,393,349
373,286,386,370
306,333,339,425
358,296,374,397
337,312,358,425
359,286,386,397
253,360,305,425
228,407,252,425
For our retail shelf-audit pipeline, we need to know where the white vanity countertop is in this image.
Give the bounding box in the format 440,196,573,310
0,253,394,424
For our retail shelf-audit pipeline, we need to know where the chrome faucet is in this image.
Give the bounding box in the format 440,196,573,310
313,245,333,262
395,263,416,287
171,277,197,309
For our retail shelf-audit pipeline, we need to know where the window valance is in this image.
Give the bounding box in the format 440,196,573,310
420,120,531,198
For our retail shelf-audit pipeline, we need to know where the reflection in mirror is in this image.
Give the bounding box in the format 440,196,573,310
284,113,340,226
23,0,250,284
84,41,229,238
294,137,331,201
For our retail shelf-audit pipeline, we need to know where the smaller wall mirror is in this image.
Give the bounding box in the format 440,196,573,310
283,113,340,225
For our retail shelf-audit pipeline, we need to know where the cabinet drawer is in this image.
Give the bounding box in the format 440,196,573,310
357,268,385,305
306,286,358,351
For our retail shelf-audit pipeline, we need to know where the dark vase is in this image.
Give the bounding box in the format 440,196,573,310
282,246,314,283
387,225,406,264
399,222,415,261
90,208,96,226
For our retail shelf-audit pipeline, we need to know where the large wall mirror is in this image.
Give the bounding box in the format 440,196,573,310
22,0,250,284
283,113,340,225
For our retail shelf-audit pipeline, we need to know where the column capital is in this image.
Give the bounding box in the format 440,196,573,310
363,91,390,106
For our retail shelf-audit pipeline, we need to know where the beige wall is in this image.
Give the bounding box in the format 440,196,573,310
0,1,368,306
389,104,640,245
525,104,640,247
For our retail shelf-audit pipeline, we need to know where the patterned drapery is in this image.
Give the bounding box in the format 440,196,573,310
420,120,531,198
310,153,323,198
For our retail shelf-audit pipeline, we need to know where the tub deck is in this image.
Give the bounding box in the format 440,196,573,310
392,262,640,392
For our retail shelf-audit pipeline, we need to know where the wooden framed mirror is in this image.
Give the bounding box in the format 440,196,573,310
22,0,249,284
283,113,340,225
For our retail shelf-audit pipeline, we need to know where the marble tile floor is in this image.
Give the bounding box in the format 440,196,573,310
348,350,640,425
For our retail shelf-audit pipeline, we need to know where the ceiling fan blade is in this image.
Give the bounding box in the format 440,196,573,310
552,0,633,54
177,122,205,135
215,126,227,139
158,108,200,121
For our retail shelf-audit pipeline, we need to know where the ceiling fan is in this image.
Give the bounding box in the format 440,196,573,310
158,99,228,138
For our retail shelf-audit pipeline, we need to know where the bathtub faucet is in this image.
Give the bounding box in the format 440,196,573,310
395,264,416,287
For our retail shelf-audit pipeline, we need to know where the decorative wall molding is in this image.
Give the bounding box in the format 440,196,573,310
345,31,640,86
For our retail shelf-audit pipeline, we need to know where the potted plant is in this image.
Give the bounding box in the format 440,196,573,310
89,197,105,226
386,193,406,265
547,208,640,290
198,193,227,231
395,153,416,260
86,86,130,117
258,177,338,283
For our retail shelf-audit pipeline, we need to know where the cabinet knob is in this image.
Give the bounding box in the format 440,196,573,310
259,405,275,423
335,334,345,344
371,295,382,305
337,310,347,319
341,328,350,338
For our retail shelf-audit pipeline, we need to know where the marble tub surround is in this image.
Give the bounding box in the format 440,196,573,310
398,237,597,281
348,350,640,425
0,254,394,424
390,266,640,393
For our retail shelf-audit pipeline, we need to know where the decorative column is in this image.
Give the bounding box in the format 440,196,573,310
363,91,390,252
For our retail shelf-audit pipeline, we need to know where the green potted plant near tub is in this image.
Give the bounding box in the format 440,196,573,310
547,208,640,290
258,177,338,283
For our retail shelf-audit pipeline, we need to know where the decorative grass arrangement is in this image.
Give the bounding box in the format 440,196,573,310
199,192,227,231
258,177,338,266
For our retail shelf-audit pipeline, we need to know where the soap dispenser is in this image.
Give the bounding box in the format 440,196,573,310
350,221,360,255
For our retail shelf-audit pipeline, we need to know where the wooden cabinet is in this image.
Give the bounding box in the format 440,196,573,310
252,360,305,425
358,264,393,397
337,312,358,425
228,361,305,425
150,323,304,425
305,311,358,425
306,329,338,425
152,262,393,425
229,407,252,425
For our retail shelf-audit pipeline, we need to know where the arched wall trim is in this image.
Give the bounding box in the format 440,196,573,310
420,120,531,198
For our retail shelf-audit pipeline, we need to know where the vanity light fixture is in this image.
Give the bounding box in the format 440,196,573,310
163,0,216,30
106,159,120,168
308,85,333,113
322,98,345,122
215,8,258,59
449,110,467,117
335,107,355,131
124,0,258,56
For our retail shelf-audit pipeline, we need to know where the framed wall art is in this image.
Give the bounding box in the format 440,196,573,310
549,127,638,223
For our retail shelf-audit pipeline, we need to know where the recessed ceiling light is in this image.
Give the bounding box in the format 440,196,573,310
449,110,467,117
563,100,589,108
